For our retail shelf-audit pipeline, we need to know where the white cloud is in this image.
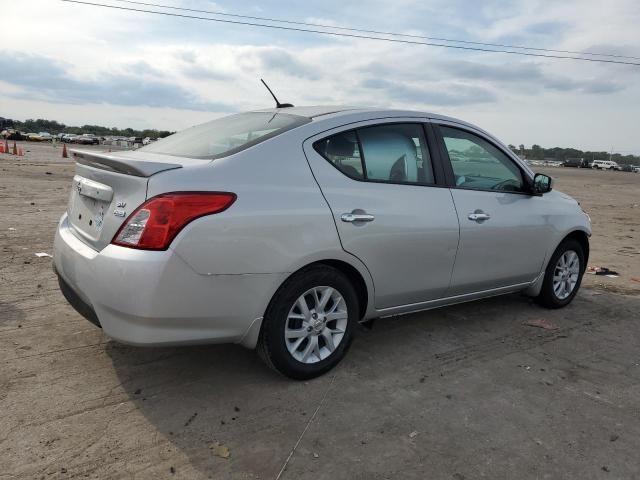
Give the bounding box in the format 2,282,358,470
3,0,640,152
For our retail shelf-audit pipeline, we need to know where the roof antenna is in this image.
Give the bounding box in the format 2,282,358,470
261,79,294,108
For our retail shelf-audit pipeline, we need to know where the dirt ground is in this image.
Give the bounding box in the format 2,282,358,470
536,165,640,296
1,142,639,479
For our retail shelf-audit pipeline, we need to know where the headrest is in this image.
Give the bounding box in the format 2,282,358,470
326,136,355,157
358,130,418,181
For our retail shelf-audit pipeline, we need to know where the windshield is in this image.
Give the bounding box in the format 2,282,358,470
140,112,309,159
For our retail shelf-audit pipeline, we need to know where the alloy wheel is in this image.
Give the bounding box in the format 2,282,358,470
284,286,348,364
553,250,580,300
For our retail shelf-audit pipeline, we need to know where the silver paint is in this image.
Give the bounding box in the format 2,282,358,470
54,106,591,350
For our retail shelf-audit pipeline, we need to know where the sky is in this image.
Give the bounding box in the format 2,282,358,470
2,0,640,152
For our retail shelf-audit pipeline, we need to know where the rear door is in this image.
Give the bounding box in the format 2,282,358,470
433,122,550,295
303,119,460,309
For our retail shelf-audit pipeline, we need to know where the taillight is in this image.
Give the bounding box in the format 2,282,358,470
112,192,236,250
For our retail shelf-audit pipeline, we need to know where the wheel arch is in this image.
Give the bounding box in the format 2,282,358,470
271,259,371,321
239,258,374,349
563,230,590,266
523,228,590,298
311,259,370,320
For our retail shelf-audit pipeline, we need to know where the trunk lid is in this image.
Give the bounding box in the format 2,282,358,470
66,149,204,251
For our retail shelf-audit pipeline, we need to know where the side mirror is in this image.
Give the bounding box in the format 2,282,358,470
533,173,553,195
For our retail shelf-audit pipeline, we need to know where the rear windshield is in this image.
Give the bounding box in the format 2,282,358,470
140,112,310,159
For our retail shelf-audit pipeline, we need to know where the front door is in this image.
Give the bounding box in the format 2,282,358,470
303,121,460,309
435,124,550,295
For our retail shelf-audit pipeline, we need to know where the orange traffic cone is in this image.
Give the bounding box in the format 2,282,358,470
0,142,4,154
62,143,68,158
18,148,24,157
12,141,17,155
3,140,8,154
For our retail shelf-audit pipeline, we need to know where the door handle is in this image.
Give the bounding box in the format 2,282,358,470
341,211,375,223
468,211,491,222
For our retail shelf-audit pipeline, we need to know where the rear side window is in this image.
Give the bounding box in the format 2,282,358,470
358,124,433,184
141,112,310,159
313,131,364,179
314,123,434,185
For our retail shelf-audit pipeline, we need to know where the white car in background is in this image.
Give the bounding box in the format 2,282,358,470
592,160,621,170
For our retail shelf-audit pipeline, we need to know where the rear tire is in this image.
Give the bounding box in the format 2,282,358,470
536,239,585,309
258,265,357,380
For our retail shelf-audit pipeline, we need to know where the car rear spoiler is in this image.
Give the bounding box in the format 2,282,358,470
71,149,182,177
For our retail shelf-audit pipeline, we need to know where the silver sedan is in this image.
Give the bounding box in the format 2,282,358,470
54,106,591,379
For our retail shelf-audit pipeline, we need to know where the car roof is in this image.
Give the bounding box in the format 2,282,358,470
249,105,470,125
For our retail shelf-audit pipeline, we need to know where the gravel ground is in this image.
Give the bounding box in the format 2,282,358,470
1,142,639,479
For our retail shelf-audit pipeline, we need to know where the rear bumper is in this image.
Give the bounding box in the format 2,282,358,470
53,213,285,347
55,265,101,328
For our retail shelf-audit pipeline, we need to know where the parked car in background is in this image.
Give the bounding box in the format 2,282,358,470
561,159,580,167
75,134,100,145
54,106,591,379
142,137,152,145
3,129,51,141
561,158,590,168
62,134,78,143
592,160,621,170
632,166,640,173
1,129,27,140
104,136,130,147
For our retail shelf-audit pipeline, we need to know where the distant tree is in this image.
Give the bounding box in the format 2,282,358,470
2,117,174,139
19,118,66,134
531,144,544,160
0,117,16,129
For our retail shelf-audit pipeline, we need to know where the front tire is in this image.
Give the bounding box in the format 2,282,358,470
258,265,357,380
536,239,585,309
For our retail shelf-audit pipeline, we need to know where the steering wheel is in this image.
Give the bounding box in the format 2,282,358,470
491,179,521,191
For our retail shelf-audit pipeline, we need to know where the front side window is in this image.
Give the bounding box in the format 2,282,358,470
141,112,310,159
314,123,434,185
440,126,524,192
